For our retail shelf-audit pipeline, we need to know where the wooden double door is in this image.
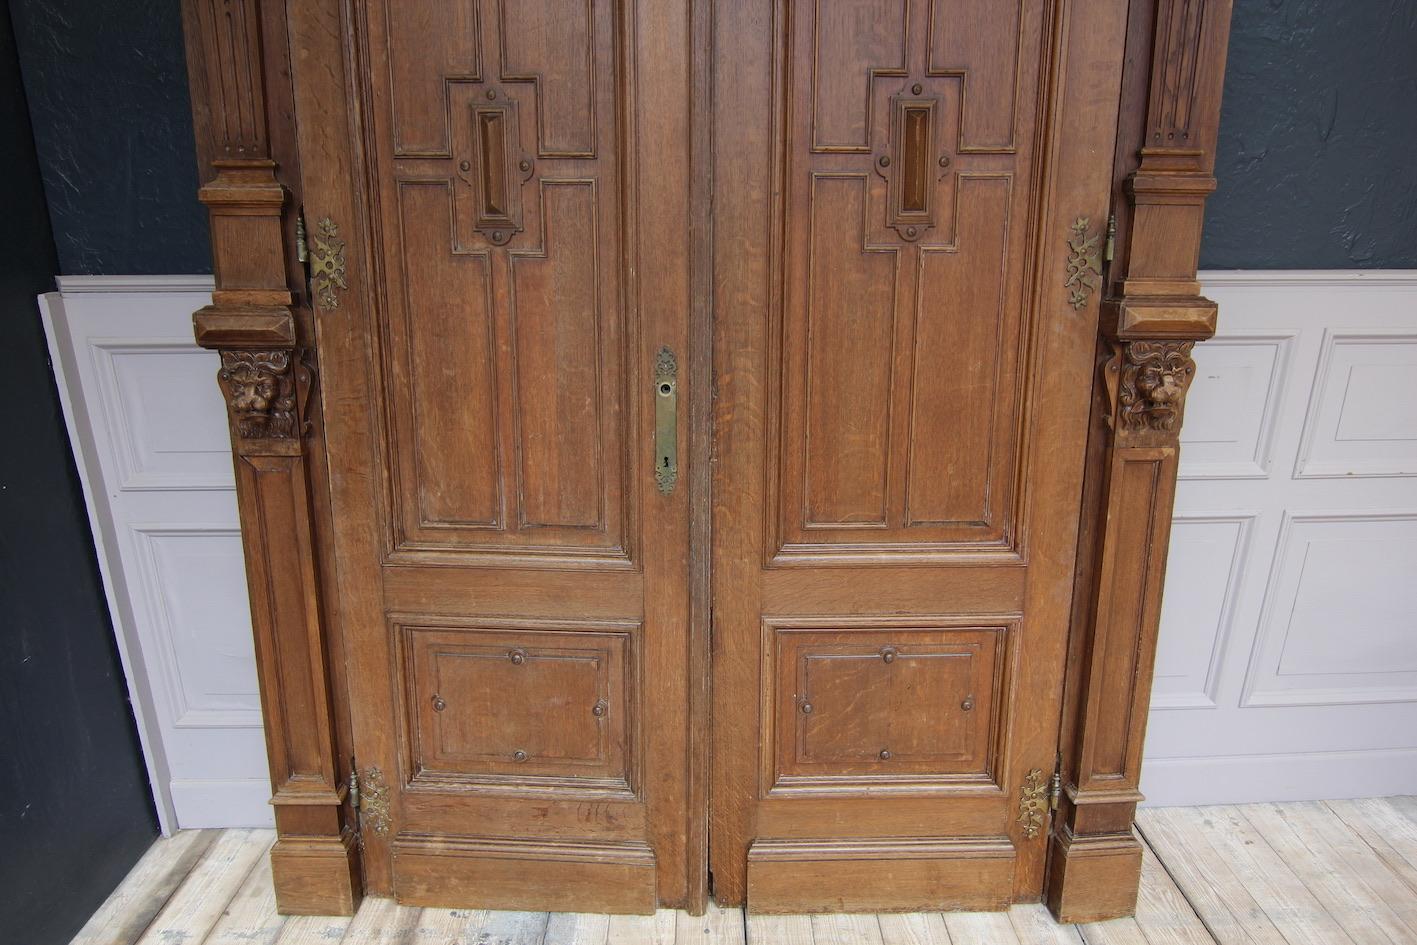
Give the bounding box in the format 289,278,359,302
185,0,1230,921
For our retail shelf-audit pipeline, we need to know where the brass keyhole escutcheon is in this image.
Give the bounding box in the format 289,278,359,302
961,696,974,711
880,646,897,664
592,701,608,718
509,648,527,665
432,694,446,712
654,347,679,494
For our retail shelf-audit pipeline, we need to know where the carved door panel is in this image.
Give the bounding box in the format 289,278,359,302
289,0,696,913
711,0,1131,912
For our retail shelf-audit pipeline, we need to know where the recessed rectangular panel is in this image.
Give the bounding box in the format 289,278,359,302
1152,515,1252,709
135,527,260,728
810,0,908,149
1296,332,1417,478
770,625,1005,791
384,0,480,154
798,175,898,528
1244,513,1417,706
1180,334,1292,479
500,0,596,155
402,624,632,793
907,178,1012,529
92,343,234,491
928,0,1024,149
393,182,501,531
510,183,608,530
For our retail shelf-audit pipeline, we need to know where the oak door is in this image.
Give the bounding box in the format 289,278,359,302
710,0,1131,912
290,0,698,913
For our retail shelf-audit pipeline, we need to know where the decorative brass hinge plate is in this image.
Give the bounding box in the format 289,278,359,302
1065,216,1103,311
1017,767,1049,839
355,765,390,837
310,216,348,310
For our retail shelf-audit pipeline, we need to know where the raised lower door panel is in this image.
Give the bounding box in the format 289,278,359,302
291,0,694,913
711,0,1132,912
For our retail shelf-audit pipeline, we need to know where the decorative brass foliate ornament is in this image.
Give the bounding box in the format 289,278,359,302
218,349,301,439
1118,340,1196,434
1017,767,1048,839
1065,216,1103,311
358,765,391,836
310,216,348,310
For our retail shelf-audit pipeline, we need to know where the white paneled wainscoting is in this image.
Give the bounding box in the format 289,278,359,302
41,272,1417,829
1145,271,1417,804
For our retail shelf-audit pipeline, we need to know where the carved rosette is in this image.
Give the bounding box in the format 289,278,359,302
1116,340,1196,436
217,348,306,440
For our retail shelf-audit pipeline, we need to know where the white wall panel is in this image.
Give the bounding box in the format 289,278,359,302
41,276,272,831
1179,332,1294,479
1294,331,1417,478
1152,513,1255,709
1144,272,1417,806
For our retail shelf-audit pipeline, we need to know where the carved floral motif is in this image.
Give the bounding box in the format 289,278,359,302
1118,340,1196,434
218,349,300,439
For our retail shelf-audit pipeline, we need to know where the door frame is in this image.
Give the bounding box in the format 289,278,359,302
179,0,1231,921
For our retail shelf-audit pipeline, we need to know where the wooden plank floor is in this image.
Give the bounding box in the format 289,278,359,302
71,797,1417,945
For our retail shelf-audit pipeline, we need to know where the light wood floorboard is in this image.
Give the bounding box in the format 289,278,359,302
70,798,1417,945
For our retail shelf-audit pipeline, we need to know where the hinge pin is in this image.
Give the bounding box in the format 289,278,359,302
1048,771,1062,811
1104,214,1117,263
295,211,309,264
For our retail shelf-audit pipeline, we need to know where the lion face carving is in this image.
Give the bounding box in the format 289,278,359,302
218,350,299,439
1118,341,1195,433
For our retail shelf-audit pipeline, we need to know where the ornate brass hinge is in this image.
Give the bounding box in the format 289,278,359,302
1018,758,1064,839
349,762,390,840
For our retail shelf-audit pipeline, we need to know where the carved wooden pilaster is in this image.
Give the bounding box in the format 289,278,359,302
1048,0,1232,924
181,0,359,915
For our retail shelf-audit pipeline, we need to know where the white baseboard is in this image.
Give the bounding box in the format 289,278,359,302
169,779,275,828
1141,749,1417,807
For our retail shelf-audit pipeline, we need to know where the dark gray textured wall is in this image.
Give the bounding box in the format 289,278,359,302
9,0,209,274
10,0,1417,273
1201,0,1417,269
0,5,159,944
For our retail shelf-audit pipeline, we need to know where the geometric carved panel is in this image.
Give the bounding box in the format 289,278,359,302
1180,333,1294,480
1243,512,1417,707
91,341,234,491
400,623,634,795
773,0,1044,561
1294,331,1417,479
366,0,628,563
767,622,1007,792
1152,513,1255,709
